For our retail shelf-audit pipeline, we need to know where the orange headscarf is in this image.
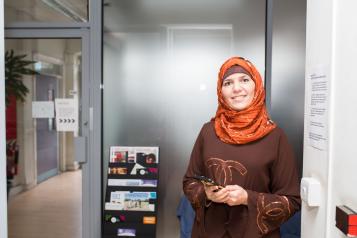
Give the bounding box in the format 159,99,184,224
214,56,276,144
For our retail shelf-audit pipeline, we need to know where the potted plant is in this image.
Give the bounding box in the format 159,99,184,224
5,49,38,106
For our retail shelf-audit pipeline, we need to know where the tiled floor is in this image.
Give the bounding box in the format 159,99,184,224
7,171,82,238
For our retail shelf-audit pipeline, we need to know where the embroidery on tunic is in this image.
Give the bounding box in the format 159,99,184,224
184,181,205,223
206,158,247,186
256,193,291,234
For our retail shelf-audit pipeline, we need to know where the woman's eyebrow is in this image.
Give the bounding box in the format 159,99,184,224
224,75,248,81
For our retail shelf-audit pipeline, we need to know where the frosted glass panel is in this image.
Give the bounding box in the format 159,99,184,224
103,0,265,237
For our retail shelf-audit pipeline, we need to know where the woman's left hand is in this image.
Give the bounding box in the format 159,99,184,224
225,185,248,206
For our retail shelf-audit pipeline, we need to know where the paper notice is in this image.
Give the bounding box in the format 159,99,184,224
55,98,78,132
307,66,329,151
32,101,55,118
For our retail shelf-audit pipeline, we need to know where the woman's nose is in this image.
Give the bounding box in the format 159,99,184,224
232,82,242,92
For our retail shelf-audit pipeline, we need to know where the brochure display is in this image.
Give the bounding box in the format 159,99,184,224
103,146,159,238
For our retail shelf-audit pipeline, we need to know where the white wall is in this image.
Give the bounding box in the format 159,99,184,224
1,1,8,238
327,0,357,236
302,0,357,237
302,1,333,237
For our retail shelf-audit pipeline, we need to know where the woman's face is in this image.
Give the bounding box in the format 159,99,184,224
221,72,255,111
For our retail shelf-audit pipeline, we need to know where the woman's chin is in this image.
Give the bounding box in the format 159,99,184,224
229,103,249,111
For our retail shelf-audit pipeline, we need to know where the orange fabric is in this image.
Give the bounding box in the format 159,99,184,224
214,56,276,144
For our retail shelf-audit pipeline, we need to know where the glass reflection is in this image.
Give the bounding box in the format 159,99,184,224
5,0,88,23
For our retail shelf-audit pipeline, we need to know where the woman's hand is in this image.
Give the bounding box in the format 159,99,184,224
204,185,229,203
225,185,248,206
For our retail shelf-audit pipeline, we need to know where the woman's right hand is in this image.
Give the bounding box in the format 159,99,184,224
204,185,229,203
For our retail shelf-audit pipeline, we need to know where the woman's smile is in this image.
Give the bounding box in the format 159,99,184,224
231,95,246,100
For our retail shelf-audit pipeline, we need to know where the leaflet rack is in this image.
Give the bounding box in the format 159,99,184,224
103,146,159,238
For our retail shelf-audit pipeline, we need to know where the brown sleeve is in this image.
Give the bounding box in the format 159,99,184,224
246,130,301,235
182,127,207,211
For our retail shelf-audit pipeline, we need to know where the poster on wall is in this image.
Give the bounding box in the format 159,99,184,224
54,98,78,132
306,65,329,151
32,101,55,118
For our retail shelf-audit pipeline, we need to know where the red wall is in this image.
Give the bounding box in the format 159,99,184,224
6,95,17,140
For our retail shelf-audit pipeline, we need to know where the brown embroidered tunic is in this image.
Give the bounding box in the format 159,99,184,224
183,122,301,238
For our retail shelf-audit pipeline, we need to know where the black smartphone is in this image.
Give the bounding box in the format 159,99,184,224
190,175,224,189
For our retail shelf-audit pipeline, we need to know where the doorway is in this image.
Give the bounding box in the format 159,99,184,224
5,34,89,238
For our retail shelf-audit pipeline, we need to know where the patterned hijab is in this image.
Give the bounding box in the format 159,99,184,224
213,56,276,144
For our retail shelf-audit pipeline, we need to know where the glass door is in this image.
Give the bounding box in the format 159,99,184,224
5,30,90,238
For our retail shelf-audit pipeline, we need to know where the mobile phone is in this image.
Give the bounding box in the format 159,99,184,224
190,175,224,189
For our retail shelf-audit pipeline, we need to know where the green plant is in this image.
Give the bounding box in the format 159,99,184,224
5,50,39,106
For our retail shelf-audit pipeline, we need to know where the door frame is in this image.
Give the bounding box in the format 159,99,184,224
0,1,7,237
4,28,98,238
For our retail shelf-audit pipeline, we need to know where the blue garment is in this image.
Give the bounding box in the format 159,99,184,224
280,211,301,238
177,195,195,238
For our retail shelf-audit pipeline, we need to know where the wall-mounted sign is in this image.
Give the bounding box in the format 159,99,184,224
307,65,329,151
55,98,78,132
32,101,55,118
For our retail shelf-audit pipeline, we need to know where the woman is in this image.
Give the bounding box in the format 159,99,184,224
183,57,300,238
